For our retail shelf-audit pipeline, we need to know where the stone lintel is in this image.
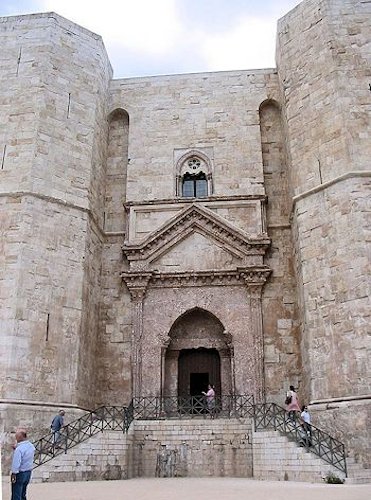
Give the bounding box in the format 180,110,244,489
121,267,271,290
124,193,267,208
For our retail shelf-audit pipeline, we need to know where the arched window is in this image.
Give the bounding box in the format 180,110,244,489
176,151,213,198
182,172,208,198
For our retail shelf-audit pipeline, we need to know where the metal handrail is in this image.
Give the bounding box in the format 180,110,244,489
133,394,255,419
32,397,347,476
33,406,133,468
254,403,347,475
32,396,254,467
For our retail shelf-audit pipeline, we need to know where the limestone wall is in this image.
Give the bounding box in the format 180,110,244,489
110,70,273,202
132,419,252,478
0,12,112,447
263,227,301,400
96,234,132,406
295,179,370,400
277,0,371,195
277,0,371,402
311,399,371,469
259,99,301,399
0,197,88,401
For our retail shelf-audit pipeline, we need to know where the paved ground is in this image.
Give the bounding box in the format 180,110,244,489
2,477,371,500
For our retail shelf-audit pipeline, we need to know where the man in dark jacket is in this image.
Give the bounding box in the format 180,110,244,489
51,409,65,446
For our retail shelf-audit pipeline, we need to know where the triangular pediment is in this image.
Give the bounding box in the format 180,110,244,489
123,204,270,263
151,230,243,272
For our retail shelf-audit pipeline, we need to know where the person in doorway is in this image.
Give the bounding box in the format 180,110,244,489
202,384,216,418
300,405,312,447
285,385,301,422
51,409,65,446
10,428,35,500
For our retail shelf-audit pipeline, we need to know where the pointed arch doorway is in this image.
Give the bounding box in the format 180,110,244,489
163,308,233,398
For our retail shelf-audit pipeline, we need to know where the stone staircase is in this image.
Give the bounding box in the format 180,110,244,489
29,416,370,484
31,429,133,483
252,429,346,482
31,418,253,482
345,457,371,484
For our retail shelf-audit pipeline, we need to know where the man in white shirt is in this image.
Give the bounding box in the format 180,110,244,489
11,429,35,500
300,406,312,447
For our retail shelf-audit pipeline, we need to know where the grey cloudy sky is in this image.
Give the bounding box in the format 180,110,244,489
0,0,301,78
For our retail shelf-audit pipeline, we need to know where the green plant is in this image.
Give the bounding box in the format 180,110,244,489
323,472,344,484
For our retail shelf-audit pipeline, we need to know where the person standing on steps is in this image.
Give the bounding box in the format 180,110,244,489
202,384,216,418
285,385,300,422
10,428,35,500
51,409,65,446
300,405,312,447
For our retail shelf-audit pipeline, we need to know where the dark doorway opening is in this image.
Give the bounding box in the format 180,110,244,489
190,372,208,396
178,348,221,397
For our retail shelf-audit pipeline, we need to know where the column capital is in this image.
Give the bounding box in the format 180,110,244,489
238,267,271,288
121,271,152,301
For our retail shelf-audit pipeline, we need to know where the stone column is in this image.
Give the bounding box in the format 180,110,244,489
239,269,271,403
248,284,265,403
160,339,171,398
121,272,152,399
219,349,232,397
164,350,179,398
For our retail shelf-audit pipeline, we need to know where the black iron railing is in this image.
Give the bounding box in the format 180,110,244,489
33,397,347,476
33,405,133,468
254,403,347,475
133,394,254,420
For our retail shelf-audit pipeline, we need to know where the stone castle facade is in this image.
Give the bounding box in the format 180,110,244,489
0,0,370,468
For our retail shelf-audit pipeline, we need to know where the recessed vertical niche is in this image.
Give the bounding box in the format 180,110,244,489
105,108,129,232
259,100,289,225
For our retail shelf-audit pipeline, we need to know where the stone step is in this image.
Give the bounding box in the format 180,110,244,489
347,464,371,473
344,456,371,483
345,477,371,484
32,419,254,482
31,419,365,484
346,470,371,479
253,429,347,483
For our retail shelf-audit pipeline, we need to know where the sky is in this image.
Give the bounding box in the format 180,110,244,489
0,0,301,78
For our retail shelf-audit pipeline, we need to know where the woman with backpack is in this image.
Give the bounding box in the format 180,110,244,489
285,385,300,422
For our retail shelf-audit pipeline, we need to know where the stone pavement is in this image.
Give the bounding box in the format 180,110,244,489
1,478,370,500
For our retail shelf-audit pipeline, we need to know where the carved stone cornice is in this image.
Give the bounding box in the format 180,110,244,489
121,267,271,290
124,194,267,207
122,204,270,263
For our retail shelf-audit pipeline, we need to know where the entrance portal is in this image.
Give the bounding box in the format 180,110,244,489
164,308,233,398
178,348,220,397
